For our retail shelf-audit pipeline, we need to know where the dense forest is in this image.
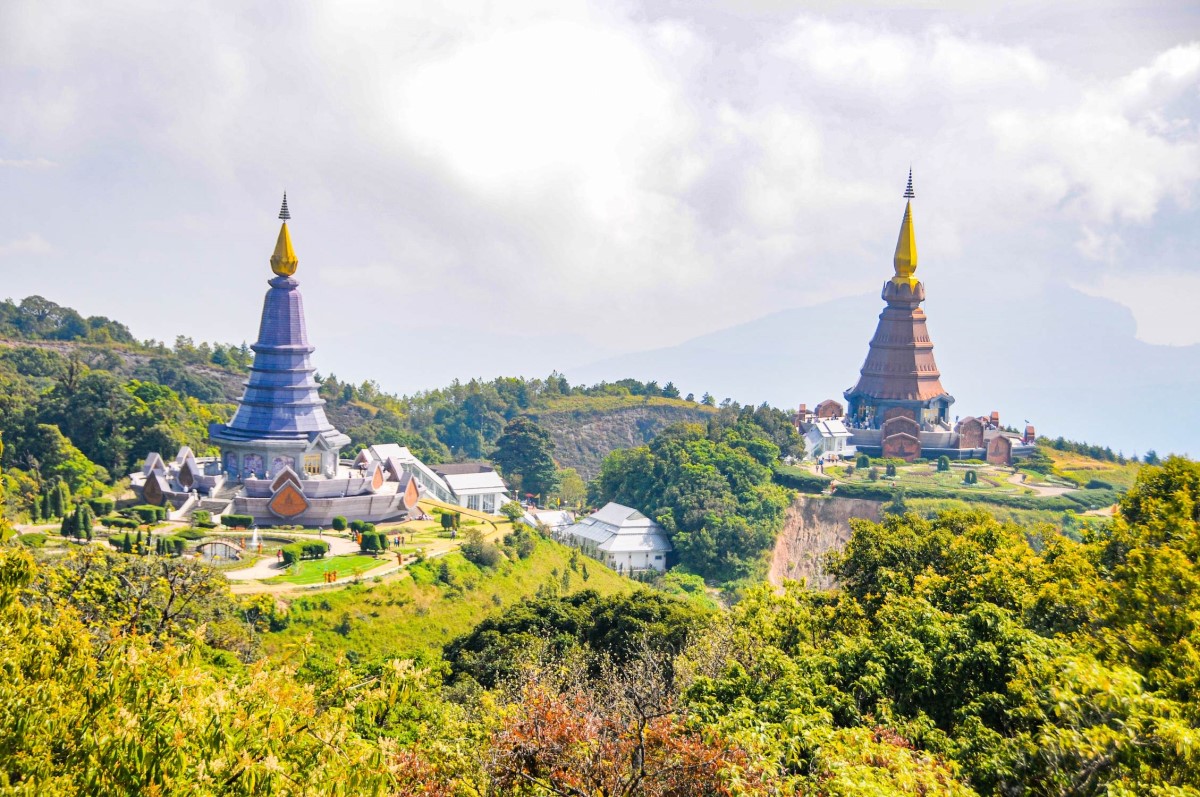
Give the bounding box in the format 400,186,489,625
2,456,1198,794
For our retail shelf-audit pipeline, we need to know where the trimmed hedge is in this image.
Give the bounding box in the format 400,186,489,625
101,515,138,530
772,465,833,494
223,514,253,529
831,481,1087,511
359,531,388,553
128,505,167,524
174,528,208,541
88,497,116,516
280,540,330,566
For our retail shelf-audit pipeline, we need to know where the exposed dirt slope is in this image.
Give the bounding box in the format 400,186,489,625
768,495,882,590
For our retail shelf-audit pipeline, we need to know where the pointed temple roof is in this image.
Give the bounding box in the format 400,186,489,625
210,199,350,450
845,171,951,406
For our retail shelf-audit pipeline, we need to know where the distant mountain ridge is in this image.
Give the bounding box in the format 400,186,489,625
569,284,1200,458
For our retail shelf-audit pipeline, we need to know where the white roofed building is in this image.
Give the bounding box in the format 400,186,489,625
431,463,510,515
802,418,855,460
559,502,673,574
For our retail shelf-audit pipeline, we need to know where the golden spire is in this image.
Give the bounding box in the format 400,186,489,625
270,193,298,277
892,169,918,288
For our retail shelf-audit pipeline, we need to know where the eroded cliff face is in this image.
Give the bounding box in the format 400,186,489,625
531,404,713,479
768,495,883,590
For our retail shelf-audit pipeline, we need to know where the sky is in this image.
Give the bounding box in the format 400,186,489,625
1,1,1198,403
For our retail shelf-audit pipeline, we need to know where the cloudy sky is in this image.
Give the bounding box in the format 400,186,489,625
1,0,1198,395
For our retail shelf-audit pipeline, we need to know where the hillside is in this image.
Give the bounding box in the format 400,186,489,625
260,538,635,664
529,397,715,478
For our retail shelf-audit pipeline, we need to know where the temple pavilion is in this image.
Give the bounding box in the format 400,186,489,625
800,172,1036,464
130,197,509,525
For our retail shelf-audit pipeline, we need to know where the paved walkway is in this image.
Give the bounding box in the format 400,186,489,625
224,532,359,581
1007,472,1073,497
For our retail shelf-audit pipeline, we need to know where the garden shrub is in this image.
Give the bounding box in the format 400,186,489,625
281,540,330,566
223,514,253,529
87,497,115,516
856,453,871,469
129,505,167,524
937,456,951,472
772,465,832,493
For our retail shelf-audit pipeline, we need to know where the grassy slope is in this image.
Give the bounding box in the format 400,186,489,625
1044,448,1142,490
261,539,635,662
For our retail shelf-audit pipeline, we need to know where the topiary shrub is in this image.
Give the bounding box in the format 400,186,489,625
175,528,207,540
856,453,871,469
331,515,347,531
88,497,115,516
964,470,979,485
937,456,951,472
223,514,253,529
359,531,385,553
885,462,897,477
128,505,167,524
349,519,366,534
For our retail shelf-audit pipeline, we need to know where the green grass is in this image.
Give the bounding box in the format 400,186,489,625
264,554,384,585
1044,448,1142,491
261,539,635,662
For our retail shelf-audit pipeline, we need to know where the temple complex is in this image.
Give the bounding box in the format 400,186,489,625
799,172,1036,464
130,197,509,525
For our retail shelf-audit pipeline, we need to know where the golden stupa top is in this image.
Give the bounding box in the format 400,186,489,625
269,193,298,277
891,170,918,288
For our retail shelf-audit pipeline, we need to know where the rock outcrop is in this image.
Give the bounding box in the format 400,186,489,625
531,403,713,479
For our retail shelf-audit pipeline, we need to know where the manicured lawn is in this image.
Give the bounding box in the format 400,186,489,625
265,553,384,585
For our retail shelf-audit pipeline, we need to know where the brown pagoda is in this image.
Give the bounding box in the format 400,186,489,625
845,171,954,431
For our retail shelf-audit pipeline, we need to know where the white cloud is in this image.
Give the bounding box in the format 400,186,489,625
0,2,1196,366
0,233,53,258
0,157,57,168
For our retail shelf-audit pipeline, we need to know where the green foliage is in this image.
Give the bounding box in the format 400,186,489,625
459,528,503,568
772,464,832,493
499,500,524,523
101,514,137,530
280,540,331,566
591,418,792,581
964,469,979,485
87,496,115,515
128,504,167,524
223,513,253,529
444,588,710,688
937,455,951,472
492,416,560,498
331,515,347,531
359,530,387,553
856,453,871,469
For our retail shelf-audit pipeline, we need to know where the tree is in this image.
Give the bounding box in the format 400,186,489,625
552,467,587,508
492,417,559,499
499,501,524,523
331,515,347,532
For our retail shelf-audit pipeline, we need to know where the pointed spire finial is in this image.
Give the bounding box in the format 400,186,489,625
903,167,915,199
278,192,291,221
